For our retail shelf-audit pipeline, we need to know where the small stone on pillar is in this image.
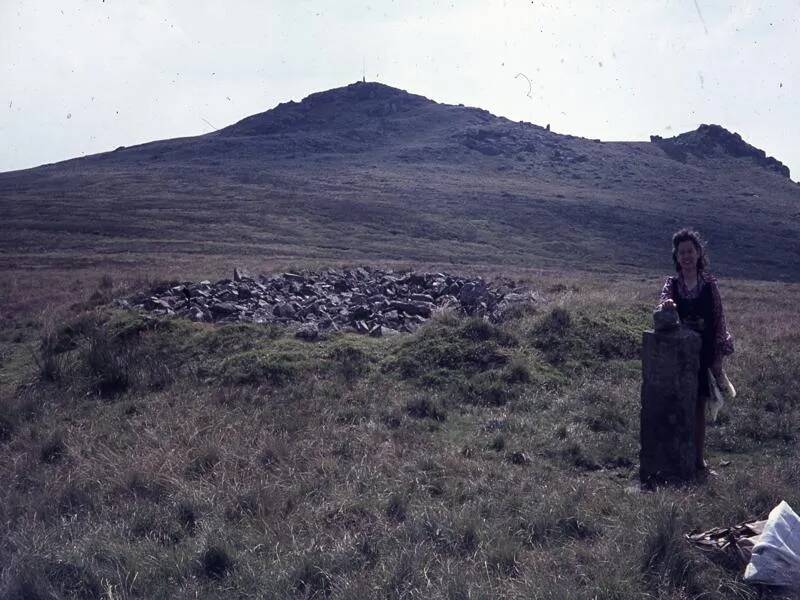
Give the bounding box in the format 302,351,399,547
640,305,701,485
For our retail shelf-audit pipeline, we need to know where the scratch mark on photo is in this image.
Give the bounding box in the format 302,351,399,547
514,73,533,99
693,0,709,35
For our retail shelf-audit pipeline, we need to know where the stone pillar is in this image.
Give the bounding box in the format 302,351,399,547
640,326,701,485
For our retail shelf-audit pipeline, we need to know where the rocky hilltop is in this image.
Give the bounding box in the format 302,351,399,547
220,82,436,137
651,124,790,178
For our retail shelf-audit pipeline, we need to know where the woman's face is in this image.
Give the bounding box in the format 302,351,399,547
676,240,699,271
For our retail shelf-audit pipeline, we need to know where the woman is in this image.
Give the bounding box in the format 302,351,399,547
658,228,734,473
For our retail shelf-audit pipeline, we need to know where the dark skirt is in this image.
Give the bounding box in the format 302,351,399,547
697,359,710,399
683,317,713,398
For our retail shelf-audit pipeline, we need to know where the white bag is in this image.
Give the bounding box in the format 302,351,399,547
707,370,724,423
744,500,800,588
707,370,736,423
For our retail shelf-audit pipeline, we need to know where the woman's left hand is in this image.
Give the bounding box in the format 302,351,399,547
660,299,676,310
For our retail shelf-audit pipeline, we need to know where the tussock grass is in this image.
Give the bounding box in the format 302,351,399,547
386,492,409,523
641,503,702,594
38,430,66,464
197,543,234,580
0,410,14,442
406,396,447,421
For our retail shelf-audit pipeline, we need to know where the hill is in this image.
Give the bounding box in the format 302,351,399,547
1,81,799,293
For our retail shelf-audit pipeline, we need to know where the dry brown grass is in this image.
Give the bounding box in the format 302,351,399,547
0,262,799,599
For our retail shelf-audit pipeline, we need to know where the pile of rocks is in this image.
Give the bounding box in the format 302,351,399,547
119,267,534,338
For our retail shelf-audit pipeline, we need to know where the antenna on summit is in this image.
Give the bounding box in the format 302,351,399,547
362,57,366,82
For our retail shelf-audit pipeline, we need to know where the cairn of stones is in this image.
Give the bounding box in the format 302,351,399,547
120,267,533,339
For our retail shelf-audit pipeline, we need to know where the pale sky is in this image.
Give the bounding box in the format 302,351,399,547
2,0,798,179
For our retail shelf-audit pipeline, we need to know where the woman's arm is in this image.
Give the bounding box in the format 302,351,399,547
708,276,734,374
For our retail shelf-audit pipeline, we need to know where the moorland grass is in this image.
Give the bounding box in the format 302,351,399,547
0,270,799,599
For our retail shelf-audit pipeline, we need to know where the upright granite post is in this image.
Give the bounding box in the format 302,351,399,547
640,305,702,485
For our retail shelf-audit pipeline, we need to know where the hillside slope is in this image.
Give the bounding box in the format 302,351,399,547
1,81,798,281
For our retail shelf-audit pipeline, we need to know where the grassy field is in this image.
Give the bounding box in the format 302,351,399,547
1,261,799,599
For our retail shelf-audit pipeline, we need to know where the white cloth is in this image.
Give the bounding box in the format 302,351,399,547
707,369,735,423
744,500,800,588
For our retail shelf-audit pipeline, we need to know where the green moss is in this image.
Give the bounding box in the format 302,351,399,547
499,354,566,388
457,371,517,406
103,310,157,340
385,317,516,386
217,348,310,385
31,302,648,397
530,304,650,370
195,322,283,355
325,337,376,381
383,316,564,405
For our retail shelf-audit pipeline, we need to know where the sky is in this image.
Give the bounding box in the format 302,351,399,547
1,0,798,179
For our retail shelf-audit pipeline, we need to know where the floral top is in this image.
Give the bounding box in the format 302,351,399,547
659,271,735,369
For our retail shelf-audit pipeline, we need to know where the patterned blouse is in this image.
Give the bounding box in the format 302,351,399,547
659,271,735,368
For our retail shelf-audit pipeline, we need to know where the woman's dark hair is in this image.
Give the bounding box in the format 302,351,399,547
671,228,709,272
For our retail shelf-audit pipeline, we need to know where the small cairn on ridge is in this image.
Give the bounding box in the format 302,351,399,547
119,267,534,338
